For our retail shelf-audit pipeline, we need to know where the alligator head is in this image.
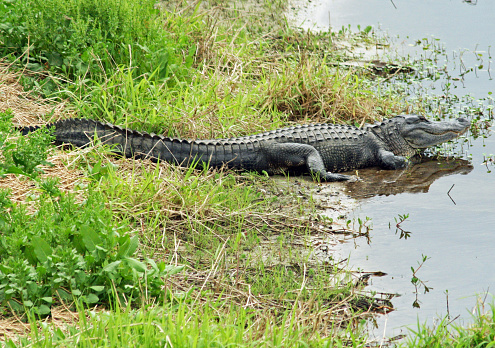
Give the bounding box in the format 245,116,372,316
368,114,470,156
399,114,470,148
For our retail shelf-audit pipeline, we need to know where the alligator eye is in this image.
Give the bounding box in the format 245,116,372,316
406,116,420,124
406,115,428,124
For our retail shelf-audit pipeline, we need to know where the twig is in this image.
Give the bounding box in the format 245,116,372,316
445,290,450,319
447,184,456,205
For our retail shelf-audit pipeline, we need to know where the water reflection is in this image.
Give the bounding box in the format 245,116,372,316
344,157,473,199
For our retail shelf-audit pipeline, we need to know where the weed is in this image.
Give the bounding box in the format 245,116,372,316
0,186,180,317
392,213,412,239
410,254,432,309
0,299,370,347
402,300,495,347
0,110,53,179
0,111,180,318
482,153,494,173
357,216,372,233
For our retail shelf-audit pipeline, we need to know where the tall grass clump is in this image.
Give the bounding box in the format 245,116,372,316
0,0,195,89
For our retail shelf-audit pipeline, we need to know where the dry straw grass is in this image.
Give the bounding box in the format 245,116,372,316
0,304,105,344
167,1,406,140
0,61,85,206
0,62,73,127
0,151,87,210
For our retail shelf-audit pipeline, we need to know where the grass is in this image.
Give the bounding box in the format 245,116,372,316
3,300,370,347
400,301,495,348
0,0,493,347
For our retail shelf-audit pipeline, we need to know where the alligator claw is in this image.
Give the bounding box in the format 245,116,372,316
321,173,355,182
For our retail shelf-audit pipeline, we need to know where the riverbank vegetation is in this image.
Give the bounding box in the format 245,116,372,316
0,0,493,346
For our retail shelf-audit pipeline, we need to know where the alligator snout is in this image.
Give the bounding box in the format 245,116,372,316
455,117,470,133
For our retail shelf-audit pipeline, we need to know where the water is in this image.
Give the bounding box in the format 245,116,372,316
291,0,495,339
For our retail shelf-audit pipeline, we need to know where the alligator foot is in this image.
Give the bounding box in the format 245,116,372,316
378,149,409,170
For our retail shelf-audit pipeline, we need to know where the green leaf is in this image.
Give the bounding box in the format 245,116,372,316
0,264,12,273
54,328,66,340
103,260,121,272
117,234,139,258
124,257,147,273
21,245,38,266
0,23,12,31
31,236,52,263
80,225,102,252
146,258,159,273
36,305,51,315
125,235,139,256
57,289,72,300
89,286,104,292
85,293,99,304
5,166,27,176
163,264,184,276
8,300,23,312
2,143,16,151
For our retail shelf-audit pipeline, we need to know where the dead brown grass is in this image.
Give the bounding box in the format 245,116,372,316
0,149,89,211
0,62,85,206
258,56,406,125
161,2,407,139
0,304,105,344
0,62,74,127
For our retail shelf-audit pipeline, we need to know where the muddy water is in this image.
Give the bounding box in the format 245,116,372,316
291,0,494,339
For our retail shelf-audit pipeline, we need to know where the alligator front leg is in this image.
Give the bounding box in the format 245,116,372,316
262,143,353,182
377,148,409,170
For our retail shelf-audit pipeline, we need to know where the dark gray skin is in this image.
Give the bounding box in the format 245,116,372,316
19,114,470,181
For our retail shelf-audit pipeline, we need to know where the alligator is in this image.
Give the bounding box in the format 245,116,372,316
19,114,470,181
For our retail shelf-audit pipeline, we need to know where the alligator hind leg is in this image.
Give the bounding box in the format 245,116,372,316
262,143,353,182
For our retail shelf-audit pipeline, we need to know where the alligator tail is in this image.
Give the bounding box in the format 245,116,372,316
15,119,253,170
15,124,45,136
